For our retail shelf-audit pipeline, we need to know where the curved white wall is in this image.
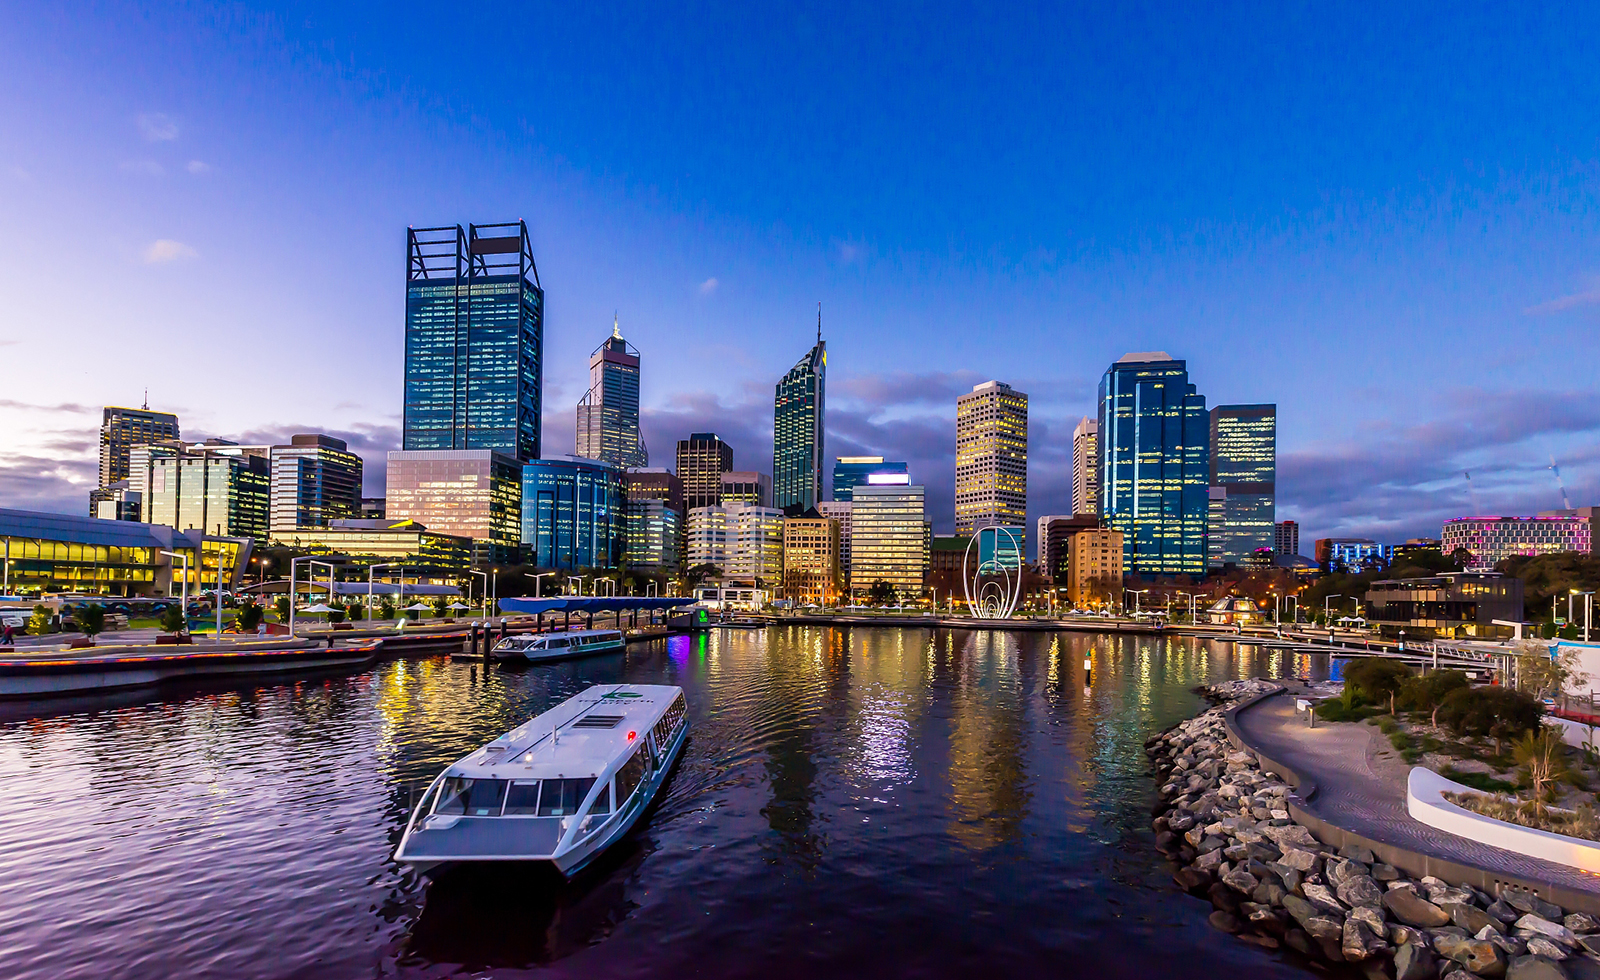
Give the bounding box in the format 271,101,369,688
1407,767,1600,874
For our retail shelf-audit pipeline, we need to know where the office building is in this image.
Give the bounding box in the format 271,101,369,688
686,506,732,573
1538,507,1600,555
0,508,222,597
99,405,180,489
720,471,772,507
89,483,142,522
851,484,927,595
831,456,910,502
1441,516,1591,569
625,468,685,514
135,443,271,540
272,519,473,580
955,381,1028,539
1275,520,1300,559
773,328,826,511
818,500,853,590
1364,572,1523,639
403,221,543,462
685,503,783,585
361,497,386,520
1315,538,1394,572
268,434,363,533
520,456,625,571
1037,514,1100,582
574,318,647,468
1071,417,1099,516
782,514,841,604
386,450,523,566
624,498,681,573
1066,528,1124,609
676,433,734,511
1098,353,1208,576
1208,404,1276,567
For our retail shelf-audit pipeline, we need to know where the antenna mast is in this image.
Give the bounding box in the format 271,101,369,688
817,302,821,346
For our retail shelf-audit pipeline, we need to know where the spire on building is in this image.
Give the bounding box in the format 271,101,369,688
613,311,621,340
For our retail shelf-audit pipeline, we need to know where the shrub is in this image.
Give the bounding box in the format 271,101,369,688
327,602,346,624
345,601,363,622
274,596,291,621
159,605,187,634
1344,657,1414,706
378,598,396,621
1377,716,1400,735
1399,669,1470,714
1440,766,1518,793
432,596,448,618
1437,686,1543,741
27,604,52,636
236,602,265,632
77,604,106,637
1388,731,1411,751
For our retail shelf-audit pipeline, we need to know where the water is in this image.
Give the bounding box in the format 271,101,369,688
0,627,1336,979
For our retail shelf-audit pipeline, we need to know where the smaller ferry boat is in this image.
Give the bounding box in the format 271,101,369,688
490,628,625,663
394,684,688,876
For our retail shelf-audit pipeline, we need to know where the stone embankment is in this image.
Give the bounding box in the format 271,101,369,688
1149,679,1597,980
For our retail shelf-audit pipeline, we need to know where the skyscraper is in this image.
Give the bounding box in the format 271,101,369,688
852,484,928,595
1275,520,1300,559
676,433,733,511
1098,352,1209,576
403,221,543,462
386,450,523,565
831,456,909,501
954,381,1028,538
520,456,625,571
773,316,825,511
1208,404,1277,567
99,405,180,488
269,434,363,533
574,317,647,468
1071,417,1099,516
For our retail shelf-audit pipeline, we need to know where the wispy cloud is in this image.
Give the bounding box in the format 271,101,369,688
698,277,719,296
120,160,164,177
137,112,179,142
142,239,198,264
186,160,211,175
1524,286,1600,316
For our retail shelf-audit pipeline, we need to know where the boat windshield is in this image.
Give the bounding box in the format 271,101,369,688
546,637,569,648
537,777,595,816
503,780,541,814
435,776,507,816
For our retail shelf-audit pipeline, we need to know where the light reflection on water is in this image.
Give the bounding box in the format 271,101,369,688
0,628,1335,979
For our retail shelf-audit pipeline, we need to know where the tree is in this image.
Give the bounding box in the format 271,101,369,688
684,563,722,589
1344,657,1414,708
274,596,291,622
1438,686,1543,753
1513,727,1568,816
1398,669,1470,726
236,601,265,632
159,604,187,634
76,604,105,637
378,597,396,621
867,580,895,605
327,601,346,624
431,595,448,618
27,604,52,636
345,600,364,622
1514,639,1588,701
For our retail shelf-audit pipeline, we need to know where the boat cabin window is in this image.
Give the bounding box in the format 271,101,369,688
436,777,507,816
614,748,647,805
503,780,541,814
650,693,687,753
537,777,595,816
546,637,569,649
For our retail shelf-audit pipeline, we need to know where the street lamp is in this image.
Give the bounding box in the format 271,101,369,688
1575,591,1595,643
1177,591,1198,623
526,571,554,597
468,570,488,616
288,557,335,636
1125,588,1149,616
160,550,190,633
1324,594,1343,629
489,567,499,618
369,563,404,620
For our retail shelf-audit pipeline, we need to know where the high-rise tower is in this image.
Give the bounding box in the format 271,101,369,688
676,433,734,511
954,380,1028,537
99,405,180,488
402,221,543,462
773,310,825,511
1071,417,1100,516
1098,352,1209,575
575,316,647,467
1208,404,1276,567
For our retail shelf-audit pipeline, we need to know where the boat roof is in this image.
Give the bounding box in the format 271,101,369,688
446,684,682,781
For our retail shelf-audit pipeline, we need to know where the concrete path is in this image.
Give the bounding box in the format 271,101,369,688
1233,688,1600,894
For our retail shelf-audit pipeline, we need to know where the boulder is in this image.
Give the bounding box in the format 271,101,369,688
1285,928,1316,956
1195,848,1224,872
1395,941,1439,980
1224,843,1250,862
1350,905,1387,935
1304,882,1348,913
1482,929,1527,958
1156,831,1179,851
1516,915,1579,948
1174,867,1211,892
1253,881,1287,907
1373,863,1402,882
1209,882,1243,913
1578,935,1600,957
1506,955,1569,980
1209,910,1242,933
1504,890,1565,923
1434,934,1508,978
1340,843,1378,864
1306,917,1345,942
1391,925,1423,946
1328,857,1362,888
1338,875,1386,910
1344,916,1387,961
1488,901,1523,925
1283,894,1319,928
1564,914,1600,935
1279,847,1320,872
1239,933,1280,949
1526,938,1567,961
1385,890,1452,928
1264,824,1320,850
1198,835,1228,854
1223,869,1260,895
1445,903,1500,936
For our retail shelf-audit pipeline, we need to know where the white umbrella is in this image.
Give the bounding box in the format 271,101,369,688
448,602,470,610
405,602,432,611
302,603,335,613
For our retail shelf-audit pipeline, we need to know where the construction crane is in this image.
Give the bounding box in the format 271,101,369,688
1464,471,1480,514
1550,456,1573,510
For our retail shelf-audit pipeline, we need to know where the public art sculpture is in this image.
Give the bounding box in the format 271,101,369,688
962,526,1023,620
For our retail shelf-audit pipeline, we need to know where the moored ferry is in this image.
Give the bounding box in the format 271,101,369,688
394,684,688,876
490,628,625,663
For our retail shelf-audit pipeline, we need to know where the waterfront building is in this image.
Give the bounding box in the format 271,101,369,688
1314,538,1393,572
574,318,647,468
676,433,734,511
1065,528,1124,609
720,471,772,507
0,508,225,596
781,514,841,604
1441,516,1591,569
1071,417,1099,516
818,500,853,590
135,443,271,540
624,498,681,573
268,434,363,533
1037,514,1100,582
98,404,180,489
1274,520,1300,559
955,381,1028,540
685,503,782,585
851,484,927,596
1364,571,1523,639
403,221,543,462
89,483,142,522
386,449,523,566
831,456,909,502
271,519,473,580
773,327,826,511
685,505,732,573
520,456,625,571
1208,404,1276,568
625,468,685,513
1098,352,1208,576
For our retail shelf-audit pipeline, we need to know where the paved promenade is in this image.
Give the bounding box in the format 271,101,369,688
1233,688,1600,894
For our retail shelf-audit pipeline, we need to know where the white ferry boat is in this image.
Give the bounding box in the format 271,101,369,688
490,628,625,663
394,683,688,877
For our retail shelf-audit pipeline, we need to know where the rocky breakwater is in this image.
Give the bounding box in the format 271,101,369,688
1148,679,1599,980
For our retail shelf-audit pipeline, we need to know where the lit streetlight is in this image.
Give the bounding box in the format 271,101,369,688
159,550,190,634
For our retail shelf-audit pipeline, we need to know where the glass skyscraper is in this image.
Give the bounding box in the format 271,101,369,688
1097,352,1209,576
831,456,909,501
1208,404,1276,568
521,456,625,571
773,329,825,512
403,221,543,462
268,434,363,532
575,317,647,468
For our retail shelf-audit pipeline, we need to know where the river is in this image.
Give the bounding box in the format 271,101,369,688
0,626,1337,979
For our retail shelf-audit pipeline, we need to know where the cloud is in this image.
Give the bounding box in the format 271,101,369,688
0,397,96,414
0,454,98,516
1524,287,1600,316
120,160,165,177
189,421,402,497
186,160,211,175
833,370,987,409
698,277,719,296
142,239,198,264
137,112,178,142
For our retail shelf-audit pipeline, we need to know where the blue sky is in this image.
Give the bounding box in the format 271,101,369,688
3,2,1599,548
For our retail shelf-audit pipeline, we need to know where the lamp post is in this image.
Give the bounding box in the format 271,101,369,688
1125,588,1149,616
489,567,498,619
527,571,554,598
1576,592,1595,643
1324,594,1343,630
160,550,190,633
289,557,335,636
1177,591,1198,623
369,563,404,620
468,570,488,617
567,575,584,596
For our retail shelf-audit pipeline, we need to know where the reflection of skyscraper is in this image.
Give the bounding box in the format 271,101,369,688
774,321,825,511
574,318,647,468
945,631,1030,850
954,381,1028,538
1208,404,1276,568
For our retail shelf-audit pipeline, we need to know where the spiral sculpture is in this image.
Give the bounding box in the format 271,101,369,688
962,526,1022,620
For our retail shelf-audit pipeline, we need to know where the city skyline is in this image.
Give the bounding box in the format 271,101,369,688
6,5,1600,546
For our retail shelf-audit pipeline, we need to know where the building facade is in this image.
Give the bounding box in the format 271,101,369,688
685,503,782,585
831,456,910,502
624,498,681,573
403,221,543,462
574,318,647,468
268,434,363,533
1066,528,1124,609
818,500,853,591
90,484,142,522
1441,516,1592,568
1098,352,1208,576
1071,417,1099,516
520,456,625,571
1208,404,1276,568
720,471,772,507
138,446,271,540
773,336,826,511
386,449,523,565
1315,538,1394,572
0,508,217,597
676,433,734,511
781,516,841,604
98,405,180,490
1275,520,1300,559
851,484,927,595
955,381,1028,539
271,519,474,580
1037,514,1100,582
625,468,685,513
1364,572,1523,639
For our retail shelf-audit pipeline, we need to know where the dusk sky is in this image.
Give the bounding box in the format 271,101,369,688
4,3,1599,548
